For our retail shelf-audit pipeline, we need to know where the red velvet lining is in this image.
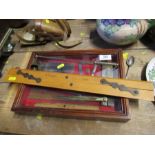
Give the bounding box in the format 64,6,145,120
18,55,118,112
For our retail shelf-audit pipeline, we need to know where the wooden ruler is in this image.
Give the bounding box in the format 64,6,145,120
2,68,154,101
35,103,99,111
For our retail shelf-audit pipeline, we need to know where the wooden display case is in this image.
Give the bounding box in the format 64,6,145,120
11,49,130,121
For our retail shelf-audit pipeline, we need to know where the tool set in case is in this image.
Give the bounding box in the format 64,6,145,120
10,49,130,121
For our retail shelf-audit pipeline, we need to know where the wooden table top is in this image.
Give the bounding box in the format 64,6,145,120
0,19,155,135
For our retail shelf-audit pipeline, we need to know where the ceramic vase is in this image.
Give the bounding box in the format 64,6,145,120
96,19,152,45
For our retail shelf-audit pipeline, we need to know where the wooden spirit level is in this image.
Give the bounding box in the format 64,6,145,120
3,68,154,101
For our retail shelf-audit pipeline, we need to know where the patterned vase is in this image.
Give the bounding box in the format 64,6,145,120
96,19,151,45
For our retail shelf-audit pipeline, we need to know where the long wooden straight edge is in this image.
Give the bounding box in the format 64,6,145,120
35,103,99,111
2,68,154,101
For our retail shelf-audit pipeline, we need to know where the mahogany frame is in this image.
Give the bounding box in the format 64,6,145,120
11,49,130,121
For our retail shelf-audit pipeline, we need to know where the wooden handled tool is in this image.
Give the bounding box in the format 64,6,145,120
2,68,154,101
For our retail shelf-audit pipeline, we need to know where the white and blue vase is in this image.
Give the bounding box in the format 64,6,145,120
96,19,155,45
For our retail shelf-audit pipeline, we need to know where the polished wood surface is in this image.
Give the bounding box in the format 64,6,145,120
0,20,155,134
3,68,154,101
35,103,99,111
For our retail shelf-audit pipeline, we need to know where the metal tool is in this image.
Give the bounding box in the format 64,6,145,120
35,55,118,76
35,55,65,60
94,61,118,66
35,55,119,66
126,56,135,78
91,64,97,76
36,95,108,102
